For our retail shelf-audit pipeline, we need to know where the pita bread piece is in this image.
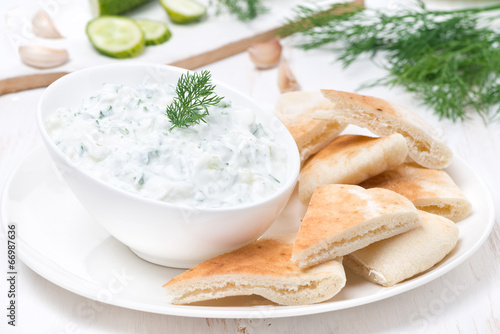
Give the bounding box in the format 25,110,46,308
299,133,408,205
316,90,453,169
360,163,472,222
163,235,346,306
292,184,421,268
274,91,346,164
344,210,459,287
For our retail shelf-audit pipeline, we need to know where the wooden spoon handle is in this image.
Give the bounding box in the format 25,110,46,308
169,29,277,70
0,72,69,96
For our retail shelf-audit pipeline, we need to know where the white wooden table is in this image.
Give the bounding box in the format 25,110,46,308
1,1,499,333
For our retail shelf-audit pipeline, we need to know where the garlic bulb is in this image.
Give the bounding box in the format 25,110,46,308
32,10,63,39
19,45,69,69
277,57,300,93
247,38,282,69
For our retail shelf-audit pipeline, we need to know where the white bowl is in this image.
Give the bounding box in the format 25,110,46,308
37,63,300,268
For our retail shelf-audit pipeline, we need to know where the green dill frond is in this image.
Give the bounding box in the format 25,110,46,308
213,0,268,22
282,3,500,121
166,71,224,129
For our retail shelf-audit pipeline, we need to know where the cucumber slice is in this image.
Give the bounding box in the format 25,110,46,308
135,19,172,46
160,0,206,24
86,16,145,58
89,0,153,16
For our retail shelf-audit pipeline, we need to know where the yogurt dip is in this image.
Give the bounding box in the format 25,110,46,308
45,82,288,208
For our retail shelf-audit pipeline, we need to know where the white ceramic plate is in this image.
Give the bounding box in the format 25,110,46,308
1,146,495,319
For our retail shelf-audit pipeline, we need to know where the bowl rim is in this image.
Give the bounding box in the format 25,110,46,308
36,62,300,213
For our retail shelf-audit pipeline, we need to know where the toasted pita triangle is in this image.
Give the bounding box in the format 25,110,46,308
274,91,346,164
299,133,408,205
360,163,471,222
315,90,453,169
344,210,459,287
292,184,421,268
163,235,346,306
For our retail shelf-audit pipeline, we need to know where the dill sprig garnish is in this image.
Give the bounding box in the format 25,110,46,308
280,2,500,121
166,71,224,129
213,0,268,22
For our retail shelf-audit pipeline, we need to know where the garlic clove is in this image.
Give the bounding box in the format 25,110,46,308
247,38,282,70
32,10,63,39
19,45,69,69
277,57,300,93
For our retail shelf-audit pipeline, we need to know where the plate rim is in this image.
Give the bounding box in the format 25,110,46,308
1,146,496,319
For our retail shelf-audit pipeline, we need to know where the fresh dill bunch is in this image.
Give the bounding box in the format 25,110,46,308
212,0,268,22
280,2,500,121
166,71,224,129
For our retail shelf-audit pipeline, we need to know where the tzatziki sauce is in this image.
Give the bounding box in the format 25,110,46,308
45,82,288,208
